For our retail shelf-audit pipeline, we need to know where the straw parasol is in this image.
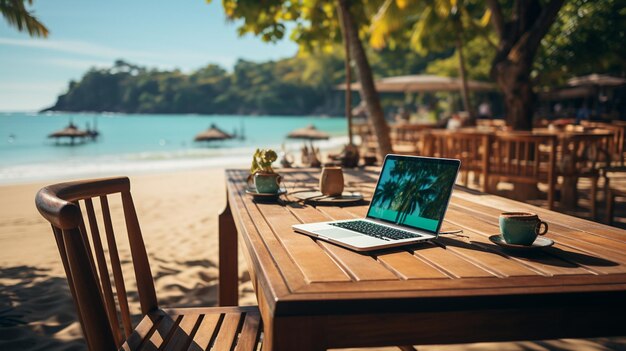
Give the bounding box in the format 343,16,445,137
48,122,90,145
567,74,626,87
287,124,329,167
287,124,330,141
337,74,496,93
194,124,234,142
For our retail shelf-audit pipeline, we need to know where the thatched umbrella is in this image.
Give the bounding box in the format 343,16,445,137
567,74,626,87
287,124,330,141
287,124,329,167
338,74,496,93
48,122,90,145
194,124,234,142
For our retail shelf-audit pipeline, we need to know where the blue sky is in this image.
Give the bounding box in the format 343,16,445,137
0,0,298,111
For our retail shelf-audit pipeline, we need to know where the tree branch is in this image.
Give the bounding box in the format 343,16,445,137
526,0,565,53
507,0,565,63
486,0,505,39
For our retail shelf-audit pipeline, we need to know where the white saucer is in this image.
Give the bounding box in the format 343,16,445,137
489,235,554,250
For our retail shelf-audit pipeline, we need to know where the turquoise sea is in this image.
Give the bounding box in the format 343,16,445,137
0,112,348,184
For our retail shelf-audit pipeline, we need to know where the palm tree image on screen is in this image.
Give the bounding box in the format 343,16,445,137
370,159,457,231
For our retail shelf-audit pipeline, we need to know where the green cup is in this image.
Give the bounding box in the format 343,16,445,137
499,212,548,245
253,172,281,194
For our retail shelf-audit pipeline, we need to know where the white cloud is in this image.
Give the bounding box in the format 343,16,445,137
45,57,112,70
0,37,237,70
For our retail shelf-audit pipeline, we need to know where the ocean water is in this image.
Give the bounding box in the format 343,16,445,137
0,112,349,184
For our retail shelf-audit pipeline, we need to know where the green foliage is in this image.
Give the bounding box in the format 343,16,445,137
425,35,494,81
0,0,48,37
46,58,333,115
46,45,455,114
212,0,390,54
534,0,626,86
250,148,278,174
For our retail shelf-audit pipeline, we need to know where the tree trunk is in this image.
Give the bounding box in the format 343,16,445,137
455,30,474,119
487,0,565,131
337,0,393,160
492,59,535,130
336,4,353,146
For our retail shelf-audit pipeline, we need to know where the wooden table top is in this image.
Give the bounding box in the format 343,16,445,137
225,168,626,317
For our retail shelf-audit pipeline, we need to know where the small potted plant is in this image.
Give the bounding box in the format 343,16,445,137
250,148,281,193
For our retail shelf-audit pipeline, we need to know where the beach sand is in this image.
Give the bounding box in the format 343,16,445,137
0,168,624,350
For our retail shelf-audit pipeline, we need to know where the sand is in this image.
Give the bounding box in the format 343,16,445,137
0,168,624,350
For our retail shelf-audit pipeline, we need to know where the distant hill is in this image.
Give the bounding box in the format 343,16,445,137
43,49,446,115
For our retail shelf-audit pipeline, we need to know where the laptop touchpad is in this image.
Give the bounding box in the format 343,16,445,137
316,228,361,239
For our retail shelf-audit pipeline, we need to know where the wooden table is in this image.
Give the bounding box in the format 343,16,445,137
219,168,626,350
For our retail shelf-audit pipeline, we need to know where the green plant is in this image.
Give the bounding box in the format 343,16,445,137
250,148,278,174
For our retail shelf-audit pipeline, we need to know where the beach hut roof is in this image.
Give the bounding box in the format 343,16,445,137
337,74,496,93
48,122,90,138
287,124,330,140
567,74,626,87
194,124,234,142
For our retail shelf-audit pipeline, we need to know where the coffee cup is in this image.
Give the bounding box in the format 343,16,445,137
499,212,548,245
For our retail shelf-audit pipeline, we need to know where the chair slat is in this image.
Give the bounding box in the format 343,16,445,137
163,314,202,351
63,227,117,351
146,314,180,350
52,226,88,346
523,141,530,176
212,313,243,351
189,313,222,350
121,191,159,315
74,201,102,295
100,195,134,338
234,312,262,351
84,198,124,347
120,312,164,351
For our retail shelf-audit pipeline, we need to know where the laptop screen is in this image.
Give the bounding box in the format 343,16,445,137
366,155,460,234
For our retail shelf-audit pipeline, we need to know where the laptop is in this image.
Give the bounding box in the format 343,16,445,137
292,155,461,251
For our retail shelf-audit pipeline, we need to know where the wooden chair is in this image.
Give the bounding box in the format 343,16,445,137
581,121,625,165
35,177,262,351
558,133,612,218
602,166,626,225
424,130,490,190
390,123,434,155
487,133,558,210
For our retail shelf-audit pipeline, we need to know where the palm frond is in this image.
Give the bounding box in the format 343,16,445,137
0,0,48,37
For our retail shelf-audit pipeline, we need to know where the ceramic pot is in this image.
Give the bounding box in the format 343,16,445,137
319,166,344,196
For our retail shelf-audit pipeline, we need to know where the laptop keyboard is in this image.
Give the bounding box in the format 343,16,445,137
330,220,423,241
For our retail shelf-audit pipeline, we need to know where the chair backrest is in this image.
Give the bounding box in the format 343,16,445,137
390,124,433,155
580,121,624,165
559,133,613,175
35,177,158,351
489,133,557,179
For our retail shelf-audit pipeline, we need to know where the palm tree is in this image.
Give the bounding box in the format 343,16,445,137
337,0,393,159
0,0,48,37
371,178,399,209
381,160,456,223
370,0,491,119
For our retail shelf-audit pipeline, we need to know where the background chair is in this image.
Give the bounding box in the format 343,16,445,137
35,177,262,351
558,133,612,218
424,130,490,190
602,166,626,225
486,133,557,210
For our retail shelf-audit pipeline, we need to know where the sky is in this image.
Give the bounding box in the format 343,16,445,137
0,0,298,111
